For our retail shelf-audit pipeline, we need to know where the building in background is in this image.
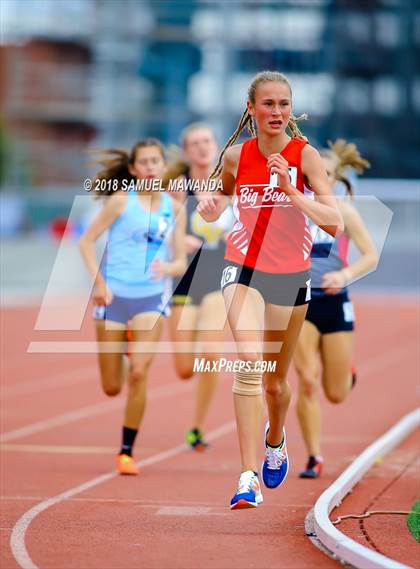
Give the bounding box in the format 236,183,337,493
0,0,153,228
0,0,419,232
1,38,95,186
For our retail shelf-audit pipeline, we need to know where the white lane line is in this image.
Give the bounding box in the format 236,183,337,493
0,399,121,443
10,420,236,569
0,444,142,455
312,408,420,569
1,496,313,508
1,365,97,398
0,378,199,443
156,506,228,516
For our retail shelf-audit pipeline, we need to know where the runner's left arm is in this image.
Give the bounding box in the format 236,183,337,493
268,145,344,236
338,200,378,284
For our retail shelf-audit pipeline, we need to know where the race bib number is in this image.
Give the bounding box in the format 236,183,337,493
221,266,238,289
343,301,355,323
92,305,106,320
269,167,297,188
305,278,311,302
288,167,297,187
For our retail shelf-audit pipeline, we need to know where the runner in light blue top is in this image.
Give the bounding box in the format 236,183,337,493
105,189,174,300
80,139,186,475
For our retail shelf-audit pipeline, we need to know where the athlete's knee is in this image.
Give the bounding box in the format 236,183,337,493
175,361,194,380
303,380,317,399
236,352,259,364
324,387,346,404
323,368,351,403
295,362,318,398
300,373,318,398
232,360,263,396
128,365,148,389
178,368,194,380
102,383,121,397
264,377,290,400
323,377,348,404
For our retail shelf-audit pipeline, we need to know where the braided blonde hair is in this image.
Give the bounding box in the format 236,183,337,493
210,71,307,179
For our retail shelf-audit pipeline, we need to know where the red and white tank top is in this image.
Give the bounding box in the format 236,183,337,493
225,137,313,273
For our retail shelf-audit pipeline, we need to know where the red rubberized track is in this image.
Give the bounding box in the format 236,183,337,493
0,294,418,568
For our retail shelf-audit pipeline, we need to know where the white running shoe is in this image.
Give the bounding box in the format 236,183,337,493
230,470,263,510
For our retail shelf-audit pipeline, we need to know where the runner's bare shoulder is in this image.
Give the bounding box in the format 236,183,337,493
223,144,243,178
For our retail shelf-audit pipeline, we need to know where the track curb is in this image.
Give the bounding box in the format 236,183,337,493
310,408,419,569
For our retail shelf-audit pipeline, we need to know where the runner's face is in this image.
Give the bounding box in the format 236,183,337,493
184,128,218,168
248,81,292,137
129,146,165,180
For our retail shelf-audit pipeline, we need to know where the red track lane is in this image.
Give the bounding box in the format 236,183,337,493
0,294,418,569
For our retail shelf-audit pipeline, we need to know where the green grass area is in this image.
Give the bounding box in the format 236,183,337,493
407,499,420,543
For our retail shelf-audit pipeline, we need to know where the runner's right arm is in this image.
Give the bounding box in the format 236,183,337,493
79,193,126,305
197,145,241,222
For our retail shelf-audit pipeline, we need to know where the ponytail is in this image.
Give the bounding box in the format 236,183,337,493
326,139,371,198
89,138,165,197
89,148,132,197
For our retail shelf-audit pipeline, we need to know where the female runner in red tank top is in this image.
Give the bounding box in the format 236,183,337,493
197,71,343,509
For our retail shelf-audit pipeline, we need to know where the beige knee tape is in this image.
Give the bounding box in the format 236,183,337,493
232,361,263,396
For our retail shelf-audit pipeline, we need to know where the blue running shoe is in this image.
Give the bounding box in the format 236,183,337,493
261,422,289,489
230,470,263,510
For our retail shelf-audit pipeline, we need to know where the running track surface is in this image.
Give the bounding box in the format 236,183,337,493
0,294,418,569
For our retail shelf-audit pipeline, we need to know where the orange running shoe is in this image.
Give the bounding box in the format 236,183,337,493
117,454,139,475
